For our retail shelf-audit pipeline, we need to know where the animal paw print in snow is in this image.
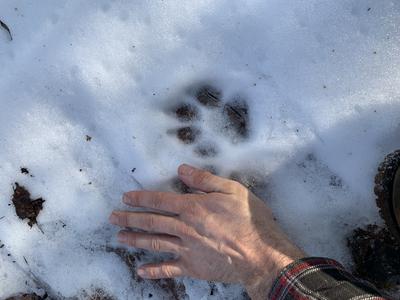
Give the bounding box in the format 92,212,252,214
166,84,252,193
170,84,250,147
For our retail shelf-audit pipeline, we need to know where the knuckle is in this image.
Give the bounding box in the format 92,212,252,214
172,221,182,236
150,237,161,252
180,224,194,238
147,268,158,279
217,241,224,252
182,199,197,216
161,265,173,278
145,215,156,231
151,192,163,209
229,181,245,194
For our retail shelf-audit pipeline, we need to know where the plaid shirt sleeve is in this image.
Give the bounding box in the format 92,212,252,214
268,257,390,300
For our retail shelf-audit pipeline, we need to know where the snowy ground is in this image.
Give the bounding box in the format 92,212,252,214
0,1,400,299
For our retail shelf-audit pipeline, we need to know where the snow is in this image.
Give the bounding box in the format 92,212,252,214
0,0,400,299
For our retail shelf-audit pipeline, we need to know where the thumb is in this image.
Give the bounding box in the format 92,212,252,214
178,164,236,194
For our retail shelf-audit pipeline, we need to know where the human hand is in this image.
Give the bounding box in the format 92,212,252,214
109,164,305,299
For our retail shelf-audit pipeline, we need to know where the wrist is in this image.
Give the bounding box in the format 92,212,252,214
245,246,305,300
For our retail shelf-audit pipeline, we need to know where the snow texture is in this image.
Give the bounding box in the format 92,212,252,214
0,0,400,299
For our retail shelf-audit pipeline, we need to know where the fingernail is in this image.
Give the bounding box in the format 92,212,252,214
109,213,119,224
179,164,195,176
117,232,127,243
137,269,146,277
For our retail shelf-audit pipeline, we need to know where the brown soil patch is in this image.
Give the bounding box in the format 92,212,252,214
5,293,45,300
12,183,45,227
85,289,116,300
108,247,145,282
154,279,186,300
374,150,400,240
347,224,400,289
108,248,186,299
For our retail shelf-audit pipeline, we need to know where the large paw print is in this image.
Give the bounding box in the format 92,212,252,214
168,84,250,152
165,84,267,195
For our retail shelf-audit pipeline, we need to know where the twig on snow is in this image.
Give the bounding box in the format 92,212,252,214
0,19,12,41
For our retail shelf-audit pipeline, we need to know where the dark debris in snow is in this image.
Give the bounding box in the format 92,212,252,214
108,247,187,299
347,224,400,290
5,293,46,300
20,167,34,177
12,183,45,227
0,19,12,41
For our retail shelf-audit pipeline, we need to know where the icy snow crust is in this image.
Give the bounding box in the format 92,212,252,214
0,0,400,299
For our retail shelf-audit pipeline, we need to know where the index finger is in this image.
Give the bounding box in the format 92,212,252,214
123,191,188,214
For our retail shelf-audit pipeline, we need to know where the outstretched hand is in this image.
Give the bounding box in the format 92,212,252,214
109,164,305,299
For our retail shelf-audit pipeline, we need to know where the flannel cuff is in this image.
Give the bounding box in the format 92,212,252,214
268,257,387,300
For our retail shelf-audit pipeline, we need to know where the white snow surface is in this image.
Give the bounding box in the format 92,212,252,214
0,0,400,299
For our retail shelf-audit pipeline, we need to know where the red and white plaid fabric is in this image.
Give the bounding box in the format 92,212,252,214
268,257,389,300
